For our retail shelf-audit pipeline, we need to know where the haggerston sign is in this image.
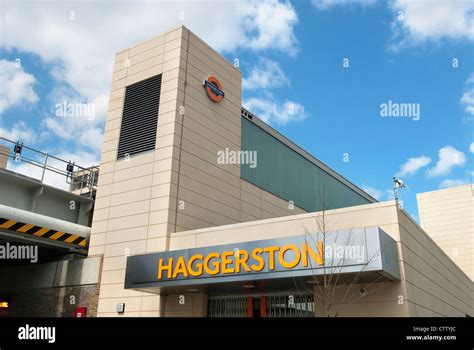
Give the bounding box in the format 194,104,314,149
157,241,324,280
124,227,400,289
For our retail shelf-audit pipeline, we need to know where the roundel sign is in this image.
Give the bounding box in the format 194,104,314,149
203,76,224,102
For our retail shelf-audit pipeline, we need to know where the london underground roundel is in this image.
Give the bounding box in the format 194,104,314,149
203,76,224,102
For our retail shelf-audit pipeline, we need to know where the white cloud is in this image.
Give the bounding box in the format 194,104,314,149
439,179,469,189
42,91,108,151
361,185,383,200
0,60,38,114
312,0,376,10
427,146,466,177
461,73,474,116
43,118,71,140
2,0,298,102
7,161,69,190
390,0,474,45
396,155,431,176
2,0,299,157
361,185,392,201
56,150,100,169
243,0,298,53
42,115,104,152
78,127,104,151
0,121,37,143
243,58,288,91
244,95,307,125
470,142,474,154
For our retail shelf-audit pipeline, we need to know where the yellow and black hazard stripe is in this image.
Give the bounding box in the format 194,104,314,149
0,218,87,247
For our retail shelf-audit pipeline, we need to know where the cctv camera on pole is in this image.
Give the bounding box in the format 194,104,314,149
393,177,405,207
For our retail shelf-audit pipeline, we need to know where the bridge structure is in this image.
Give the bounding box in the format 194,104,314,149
0,137,101,317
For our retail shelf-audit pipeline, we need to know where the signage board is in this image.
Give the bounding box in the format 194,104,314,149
203,76,224,102
124,227,400,289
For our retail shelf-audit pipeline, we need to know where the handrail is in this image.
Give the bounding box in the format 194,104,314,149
0,136,98,198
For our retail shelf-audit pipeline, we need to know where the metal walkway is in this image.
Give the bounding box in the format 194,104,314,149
0,136,98,198
0,137,97,254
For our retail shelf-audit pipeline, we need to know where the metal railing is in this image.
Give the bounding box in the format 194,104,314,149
266,294,315,317
208,297,247,317
0,136,98,198
207,293,315,317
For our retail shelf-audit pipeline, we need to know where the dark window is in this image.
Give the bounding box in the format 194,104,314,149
117,74,162,159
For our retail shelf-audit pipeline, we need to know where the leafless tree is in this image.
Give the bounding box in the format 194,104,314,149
293,187,392,317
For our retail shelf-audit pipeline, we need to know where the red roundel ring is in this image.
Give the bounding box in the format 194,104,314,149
205,76,224,102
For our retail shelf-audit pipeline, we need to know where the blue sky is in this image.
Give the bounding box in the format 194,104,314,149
0,0,473,221
235,1,474,219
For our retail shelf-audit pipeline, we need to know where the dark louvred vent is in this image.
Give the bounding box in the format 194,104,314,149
117,74,162,159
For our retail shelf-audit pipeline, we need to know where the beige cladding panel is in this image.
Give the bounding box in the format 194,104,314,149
171,28,306,233
398,209,473,316
314,282,408,317
171,202,399,249
0,145,9,169
417,185,473,281
173,27,241,231
92,27,187,317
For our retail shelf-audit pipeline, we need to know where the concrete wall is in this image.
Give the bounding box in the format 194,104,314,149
170,27,305,232
1,285,100,317
398,208,473,316
0,257,102,317
163,293,207,317
417,184,473,280
89,26,304,317
0,145,9,169
168,201,473,317
89,27,183,317
0,169,93,226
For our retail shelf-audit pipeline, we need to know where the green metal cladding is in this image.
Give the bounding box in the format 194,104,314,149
240,117,371,212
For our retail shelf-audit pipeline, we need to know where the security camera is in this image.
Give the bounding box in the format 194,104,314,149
393,177,405,188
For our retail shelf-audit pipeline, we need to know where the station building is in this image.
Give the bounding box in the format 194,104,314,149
86,26,472,317
0,25,472,318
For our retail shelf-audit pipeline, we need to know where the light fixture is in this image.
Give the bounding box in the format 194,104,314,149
0,301,9,308
13,142,22,161
243,284,255,289
66,161,75,176
116,303,125,314
186,288,200,292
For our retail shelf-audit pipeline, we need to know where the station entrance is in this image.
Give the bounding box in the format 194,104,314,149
207,293,314,317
